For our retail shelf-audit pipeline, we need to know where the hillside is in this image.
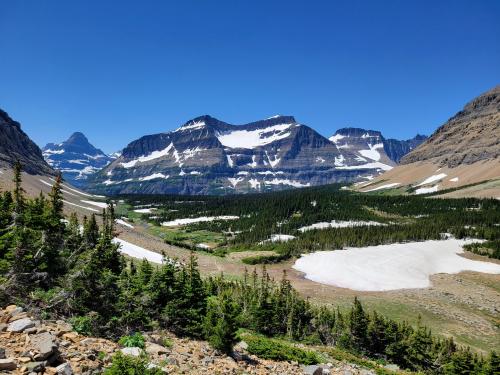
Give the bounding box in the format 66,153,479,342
358,86,500,198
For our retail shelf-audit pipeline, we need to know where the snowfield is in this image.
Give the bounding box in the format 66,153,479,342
364,182,400,192
115,219,134,228
259,234,296,244
418,173,447,186
415,185,438,195
298,220,384,232
293,239,500,291
216,123,294,149
113,238,165,264
161,215,239,227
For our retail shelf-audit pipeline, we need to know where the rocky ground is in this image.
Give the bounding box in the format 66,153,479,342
0,305,385,374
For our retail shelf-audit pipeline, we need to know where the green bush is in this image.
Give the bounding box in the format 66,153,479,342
104,352,163,374
119,332,146,349
70,315,94,336
241,254,288,265
243,334,321,365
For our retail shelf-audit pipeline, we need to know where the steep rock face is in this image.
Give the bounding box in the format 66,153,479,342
382,135,427,163
87,115,390,195
43,132,113,188
401,85,500,167
0,109,54,175
329,128,427,165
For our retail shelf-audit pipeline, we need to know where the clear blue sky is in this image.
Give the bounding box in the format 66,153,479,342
1,0,499,153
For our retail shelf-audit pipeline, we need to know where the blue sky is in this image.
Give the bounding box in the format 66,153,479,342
1,0,499,153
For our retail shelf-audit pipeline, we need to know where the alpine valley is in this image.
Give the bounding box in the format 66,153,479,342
83,115,426,195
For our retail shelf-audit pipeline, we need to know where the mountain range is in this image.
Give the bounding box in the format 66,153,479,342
3,86,498,199
84,115,425,195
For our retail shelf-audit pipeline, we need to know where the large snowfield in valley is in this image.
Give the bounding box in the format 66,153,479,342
293,239,500,291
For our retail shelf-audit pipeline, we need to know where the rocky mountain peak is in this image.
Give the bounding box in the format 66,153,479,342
42,132,112,188
401,85,500,167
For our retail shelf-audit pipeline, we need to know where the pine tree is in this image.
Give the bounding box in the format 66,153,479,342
203,291,240,354
349,297,368,352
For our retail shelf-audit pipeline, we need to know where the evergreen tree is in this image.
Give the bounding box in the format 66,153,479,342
349,297,368,352
203,291,240,354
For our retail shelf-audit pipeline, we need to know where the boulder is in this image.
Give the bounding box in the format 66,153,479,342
303,365,324,375
145,342,169,355
56,362,73,375
0,358,16,371
120,347,142,357
30,332,57,361
25,361,46,372
7,318,35,333
0,348,5,359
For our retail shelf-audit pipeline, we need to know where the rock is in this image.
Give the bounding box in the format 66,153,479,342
26,361,45,372
56,362,73,375
145,342,169,355
235,340,248,351
4,305,18,313
7,318,35,333
303,365,324,375
0,358,17,371
0,348,5,359
30,332,57,360
168,357,179,366
359,370,375,375
120,347,142,357
0,323,7,332
9,307,24,316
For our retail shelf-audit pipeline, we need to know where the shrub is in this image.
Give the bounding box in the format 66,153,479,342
118,332,145,349
104,352,163,375
243,334,321,365
70,315,94,336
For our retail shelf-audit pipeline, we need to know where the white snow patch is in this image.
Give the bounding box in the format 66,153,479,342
81,200,108,209
217,123,293,149
329,134,345,143
449,177,459,182
226,155,234,167
228,177,244,187
115,219,134,228
134,208,155,214
364,183,400,192
113,238,165,264
43,149,65,155
264,178,310,188
237,171,249,176
415,185,439,195
259,234,296,244
139,173,169,181
162,216,239,227
336,162,393,171
417,173,447,186
121,142,174,168
293,239,500,291
196,243,211,249
249,178,261,189
298,220,383,232
174,120,206,132
359,143,383,161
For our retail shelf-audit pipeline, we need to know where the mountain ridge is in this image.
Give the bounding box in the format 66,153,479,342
87,115,403,195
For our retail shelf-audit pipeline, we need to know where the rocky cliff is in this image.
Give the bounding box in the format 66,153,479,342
0,109,54,175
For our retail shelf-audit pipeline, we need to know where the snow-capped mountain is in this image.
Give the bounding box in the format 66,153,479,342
43,132,114,188
87,115,401,195
329,128,427,166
